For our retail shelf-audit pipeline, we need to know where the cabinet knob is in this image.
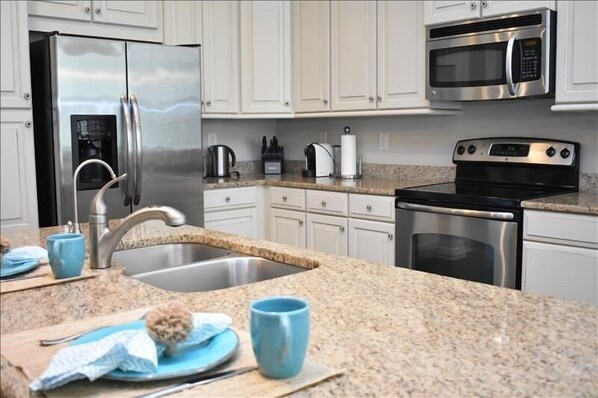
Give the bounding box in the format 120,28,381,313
23,92,31,100
206,101,211,106
95,8,101,15
366,204,372,212
481,1,488,7
84,6,91,13
387,233,393,240
24,121,32,128
469,1,477,9
321,200,327,207
282,195,288,202
284,101,290,106
299,220,303,225
368,96,374,102
225,196,231,202
340,226,345,232
323,99,328,105
376,96,381,102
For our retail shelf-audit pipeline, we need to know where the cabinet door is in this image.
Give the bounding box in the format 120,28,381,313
163,1,202,46
307,213,348,256
523,241,598,305
269,208,306,248
0,113,38,231
424,1,480,25
482,1,556,17
330,1,377,111
292,1,330,113
377,1,429,109
203,1,241,114
92,1,160,29
554,1,598,107
28,0,92,21
205,208,258,239
241,1,292,113
1,1,32,109
348,218,395,266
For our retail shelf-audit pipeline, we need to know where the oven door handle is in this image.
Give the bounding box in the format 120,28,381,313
397,202,515,221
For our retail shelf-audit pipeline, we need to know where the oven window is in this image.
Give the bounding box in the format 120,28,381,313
429,42,520,87
412,233,495,285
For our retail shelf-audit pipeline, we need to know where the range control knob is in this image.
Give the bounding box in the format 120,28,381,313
456,145,465,155
546,147,556,157
560,148,571,159
467,145,476,154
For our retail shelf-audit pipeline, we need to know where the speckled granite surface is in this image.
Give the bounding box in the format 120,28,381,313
1,223,597,397
522,192,598,215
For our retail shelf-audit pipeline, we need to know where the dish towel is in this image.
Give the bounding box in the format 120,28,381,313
29,313,231,391
2,246,47,268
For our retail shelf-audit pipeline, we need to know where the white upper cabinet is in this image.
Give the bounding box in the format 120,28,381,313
163,1,202,46
28,1,163,42
241,1,292,113
203,1,240,114
330,1,377,111
1,1,32,109
552,0,598,111
292,1,330,113
424,1,555,25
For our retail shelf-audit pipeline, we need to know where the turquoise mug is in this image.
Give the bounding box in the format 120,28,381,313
47,233,85,279
250,296,310,379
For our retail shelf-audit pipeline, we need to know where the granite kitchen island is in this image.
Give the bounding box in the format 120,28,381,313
1,222,596,397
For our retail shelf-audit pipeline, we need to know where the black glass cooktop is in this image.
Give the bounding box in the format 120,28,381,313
396,182,573,209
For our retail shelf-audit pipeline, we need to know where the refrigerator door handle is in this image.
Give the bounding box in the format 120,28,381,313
120,95,135,206
130,95,143,205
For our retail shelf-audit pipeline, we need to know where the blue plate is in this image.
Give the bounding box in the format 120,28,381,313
0,260,40,278
71,320,239,381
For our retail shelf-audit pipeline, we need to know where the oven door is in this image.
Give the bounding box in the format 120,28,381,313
396,203,518,288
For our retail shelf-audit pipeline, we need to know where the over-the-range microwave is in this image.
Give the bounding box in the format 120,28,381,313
426,9,556,101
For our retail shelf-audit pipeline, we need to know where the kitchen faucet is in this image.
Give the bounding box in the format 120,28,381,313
88,174,186,269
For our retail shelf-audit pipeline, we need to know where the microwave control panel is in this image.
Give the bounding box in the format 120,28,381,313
520,38,542,82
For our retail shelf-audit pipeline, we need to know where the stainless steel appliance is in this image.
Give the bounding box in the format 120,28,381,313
426,9,556,101
396,138,580,289
30,34,203,227
302,143,333,178
206,145,236,178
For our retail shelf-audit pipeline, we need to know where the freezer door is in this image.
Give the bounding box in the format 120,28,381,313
50,36,130,226
126,43,203,226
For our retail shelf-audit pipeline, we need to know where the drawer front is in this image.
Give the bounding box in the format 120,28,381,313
306,190,348,216
349,194,395,222
270,187,305,210
204,186,257,211
524,210,598,247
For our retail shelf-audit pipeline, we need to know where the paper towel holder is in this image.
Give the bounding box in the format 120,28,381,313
334,126,362,179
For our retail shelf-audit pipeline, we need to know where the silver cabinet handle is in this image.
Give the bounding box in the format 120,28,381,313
506,35,518,96
368,96,374,102
376,96,381,102
397,202,515,221
481,1,487,7
340,226,345,232
323,99,328,104
225,196,231,202
95,8,101,14
469,1,477,9
298,220,303,225
387,233,393,240
366,204,372,212
84,6,91,13
282,195,288,202
206,101,211,106
24,121,32,128
321,200,327,207
284,101,290,106
23,92,31,100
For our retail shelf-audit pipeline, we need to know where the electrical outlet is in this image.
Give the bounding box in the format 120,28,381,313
319,131,328,143
207,133,217,147
379,132,389,150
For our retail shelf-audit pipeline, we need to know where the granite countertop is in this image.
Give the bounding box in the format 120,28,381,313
522,191,598,216
1,223,597,397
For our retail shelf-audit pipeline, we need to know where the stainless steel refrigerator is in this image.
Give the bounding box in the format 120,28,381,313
30,34,203,227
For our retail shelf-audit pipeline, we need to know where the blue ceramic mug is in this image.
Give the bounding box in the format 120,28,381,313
47,233,85,279
250,296,310,379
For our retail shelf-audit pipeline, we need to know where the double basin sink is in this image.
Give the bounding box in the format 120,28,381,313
112,243,307,292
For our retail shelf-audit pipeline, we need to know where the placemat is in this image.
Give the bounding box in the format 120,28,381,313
0,263,96,294
1,308,342,398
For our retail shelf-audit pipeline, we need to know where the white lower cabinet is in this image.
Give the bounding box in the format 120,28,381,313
306,213,347,256
205,208,258,238
270,208,306,247
203,186,263,239
348,218,395,266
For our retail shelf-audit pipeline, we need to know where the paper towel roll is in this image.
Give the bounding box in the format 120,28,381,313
341,134,357,176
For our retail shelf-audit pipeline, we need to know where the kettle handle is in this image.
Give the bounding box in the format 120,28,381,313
225,145,236,167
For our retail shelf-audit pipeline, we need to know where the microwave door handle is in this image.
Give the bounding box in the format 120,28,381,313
120,95,134,206
506,35,518,96
397,202,515,221
130,95,143,206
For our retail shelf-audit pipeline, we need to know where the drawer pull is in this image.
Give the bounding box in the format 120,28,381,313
24,121,32,128
225,196,231,203
84,6,91,13
387,233,393,240
321,200,327,207
282,196,288,202
23,92,31,100
95,8,101,14
366,204,372,212
340,226,345,232
299,220,303,225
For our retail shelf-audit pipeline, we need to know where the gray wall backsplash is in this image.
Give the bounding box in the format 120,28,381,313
202,119,277,160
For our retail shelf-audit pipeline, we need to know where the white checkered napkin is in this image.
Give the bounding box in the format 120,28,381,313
4,246,47,262
29,330,157,392
175,313,232,351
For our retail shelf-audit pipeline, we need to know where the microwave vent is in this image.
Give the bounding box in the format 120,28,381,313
430,13,543,39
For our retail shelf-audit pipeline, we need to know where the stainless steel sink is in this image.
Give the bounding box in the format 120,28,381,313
112,243,231,276
132,256,307,292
